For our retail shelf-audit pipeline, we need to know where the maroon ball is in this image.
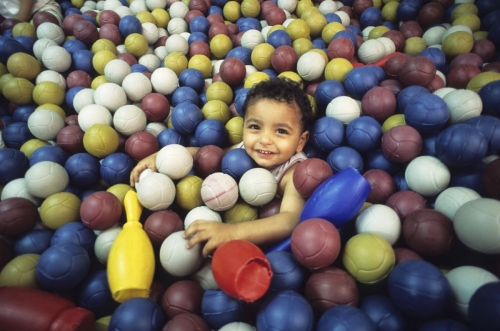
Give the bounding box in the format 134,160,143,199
99,23,122,45
66,70,92,89
189,0,209,14
98,10,121,26
161,280,205,319
206,13,225,25
0,198,39,237
449,52,483,69
386,190,428,219
155,35,169,48
141,93,170,122
259,197,282,219
0,237,13,271
117,53,138,66
1,18,22,32
472,39,496,63
260,1,277,19
32,11,60,30
381,125,423,163
219,58,247,86
56,125,85,155
398,56,436,87
379,79,403,97
125,132,160,161
361,86,397,122
482,158,500,200
83,11,97,19
482,62,500,73
305,267,359,317
292,158,333,198
327,37,355,61
266,7,287,26
62,14,85,36
271,45,299,73
208,22,230,39
189,41,211,58
350,18,361,29
417,2,444,28
363,169,397,204
64,114,79,126
194,145,224,178
426,73,445,92
384,52,411,79
73,20,99,47
148,280,167,305
403,208,455,256
291,218,341,270
394,247,423,265
382,30,406,52
353,0,373,17
80,191,122,230
306,81,321,97
162,313,210,331
399,20,423,39
211,72,223,83
446,64,481,89
144,210,184,249
339,5,354,18
227,23,239,36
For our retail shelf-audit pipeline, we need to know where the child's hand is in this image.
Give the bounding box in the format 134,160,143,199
129,153,157,187
183,221,235,257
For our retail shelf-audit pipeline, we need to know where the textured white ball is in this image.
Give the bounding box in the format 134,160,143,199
192,259,220,290
156,144,193,180
160,231,203,277
94,82,128,112
326,96,361,124
141,22,159,44
104,59,132,85
184,206,222,229
36,22,65,45
128,0,148,14
73,88,96,113
35,70,66,90
151,67,179,95
167,17,188,34
357,39,386,64
0,178,42,206
239,168,277,206
27,109,65,141
355,204,401,245
144,122,167,137
405,156,450,197
33,38,58,61
146,0,167,10
423,26,447,47
78,104,113,132
219,322,256,331
278,0,298,13
41,46,71,72
139,54,161,72
433,87,456,98
165,34,189,55
113,104,147,136
169,1,189,18
443,89,483,124
377,37,396,56
121,72,153,102
241,29,265,50
434,187,481,220
94,227,121,264
136,172,176,211
201,173,239,211
297,51,326,81
25,161,69,198
317,0,338,15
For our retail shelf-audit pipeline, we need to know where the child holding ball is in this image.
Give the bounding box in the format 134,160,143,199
130,78,315,257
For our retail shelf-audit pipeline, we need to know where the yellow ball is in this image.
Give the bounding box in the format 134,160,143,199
7,53,41,80
300,6,321,21
322,22,345,43
369,26,390,39
305,13,327,39
223,1,241,23
0,62,6,77
292,37,313,57
466,72,500,93
278,71,303,87
2,77,34,105
0,254,40,288
71,0,84,8
241,0,261,18
244,71,270,88
202,100,231,124
286,19,310,41
251,43,275,70
382,0,400,4
223,201,258,223
166,114,174,129
381,1,399,22
210,34,233,59
95,316,112,331
343,233,395,284
164,52,188,76
373,0,383,9
93,50,117,75
403,36,427,56
308,94,317,119
152,8,170,29
382,114,406,133
91,39,118,54
309,48,329,67
296,0,314,18
473,31,488,40
206,81,234,105
324,58,353,83
451,3,478,22
176,175,204,210
83,124,120,158
136,11,157,25
32,81,65,106
442,31,474,58
107,184,133,206
40,192,81,229
91,75,109,89
36,104,66,119
12,22,36,39
267,25,286,37
0,73,14,92
452,14,480,33
188,54,212,78
124,33,149,57
225,116,243,145
20,139,50,158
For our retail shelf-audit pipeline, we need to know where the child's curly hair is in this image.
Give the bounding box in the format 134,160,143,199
241,78,314,132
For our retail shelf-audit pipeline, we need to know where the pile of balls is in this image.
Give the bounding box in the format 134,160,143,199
1,0,500,330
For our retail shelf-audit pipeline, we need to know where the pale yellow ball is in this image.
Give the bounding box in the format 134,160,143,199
322,22,345,44
244,71,270,88
292,37,313,57
188,54,212,78
164,52,188,76
286,19,310,41
251,43,275,70
223,1,241,22
324,58,353,83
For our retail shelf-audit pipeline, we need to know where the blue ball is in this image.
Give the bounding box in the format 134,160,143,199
2,122,34,149
397,0,422,21
303,142,326,160
449,162,486,195
190,16,211,35
435,124,488,167
50,222,96,255
360,7,382,28
171,86,200,107
310,117,345,153
364,149,400,175
12,104,36,123
198,92,208,107
237,17,261,32
234,88,251,116
157,128,186,148
344,67,379,100
393,172,410,191
14,36,35,54
444,3,460,23
419,47,446,72
119,15,142,38
171,103,204,135
195,119,228,147
464,115,500,154
65,86,85,110
404,94,449,136
207,4,224,15
63,39,87,55
315,80,346,110
221,148,256,179
0,148,29,184
312,38,326,50
478,80,500,117
77,270,116,318
422,134,438,157
325,13,342,24
65,183,80,197
100,152,135,185
257,290,314,331
187,133,200,147
469,282,500,331
326,146,364,173
366,65,386,82
418,319,472,331
332,30,357,46
266,251,305,294
188,31,209,45
65,153,101,187
382,21,397,30
80,188,99,201
477,1,500,19
82,14,97,26
361,295,406,331
481,10,500,31
72,49,94,73
65,7,81,16
131,64,149,73
267,30,292,48
60,1,75,12
262,68,278,79
226,46,252,65
397,85,430,113
109,297,164,331
201,290,243,330
317,305,376,331
0,37,24,63
13,229,53,256
36,243,91,291
179,68,206,93
30,145,68,167
346,24,362,37
388,260,451,319
2,29,13,38
346,116,383,153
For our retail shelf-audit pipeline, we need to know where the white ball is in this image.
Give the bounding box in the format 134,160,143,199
129,0,147,14
160,231,203,277
35,70,66,90
423,26,447,47
446,266,499,318
165,34,189,55
158,27,168,37
136,172,176,211
144,122,167,137
36,22,65,45
443,89,483,124
0,178,42,206
355,204,401,245
239,168,277,206
151,67,179,95
245,65,258,77
94,227,121,264
167,17,188,34
261,26,272,41
121,72,153,102
41,46,71,72
277,0,297,13
326,96,361,124
357,39,386,64
104,59,132,85
433,87,456,98
139,54,161,72
94,82,128,112
241,29,265,50
335,10,350,26
441,24,473,43
142,22,160,44
454,198,500,254
434,187,481,220
146,0,167,10
192,258,220,290
169,1,189,18
113,104,147,136
184,206,222,229
362,26,375,40
27,109,65,141
201,173,239,211
25,161,69,198
156,144,193,179
212,59,223,76
405,156,450,197
282,18,295,28
84,1,97,9
377,37,396,56
317,0,338,15
78,104,113,132
73,88,96,113
96,0,105,10
297,51,326,81
154,46,168,60
33,38,58,61
114,5,134,18
436,70,446,86
219,322,256,331
103,0,122,10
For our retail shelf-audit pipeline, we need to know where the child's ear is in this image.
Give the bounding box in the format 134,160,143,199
296,131,309,153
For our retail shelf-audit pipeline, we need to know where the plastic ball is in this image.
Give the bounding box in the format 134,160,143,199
100,152,135,186
381,125,422,163
136,172,176,211
326,96,360,124
24,161,69,199
236,168,276,207
360,295,406,331
442,31,474,58
79,191,122,229
0,254,39,288
344,66,379,100
345,116,383,153
93,227,120,264
0,197,38,237
398,56,436,87
83,124,119,158
155,144,193,180
265,250,304,294
443,89,483,124
361,86,396,122
174,175,203,210
317,305,376,331
469,282,500,331
161,280,204,319
435,124,487,167
357,39,386,64
36,22,65,45
201,172,239,211
160,231,203,277
309,116,344,153
326,146,364,173
109,297,164,331
403,93,449,136
50,221,95,256
292,158,333,198
356,204,400,245
2,77,34,105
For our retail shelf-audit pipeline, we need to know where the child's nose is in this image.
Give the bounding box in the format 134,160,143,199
259,131,272,144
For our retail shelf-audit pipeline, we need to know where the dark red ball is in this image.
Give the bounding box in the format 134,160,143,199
417,2,444,28
398,56,436,87
73,20,99,47
98,10,121,26
62,14,85,36
80,191,122,230
260,1,277,18
161,280,204,319
125,131,160,161
162,313,210,331
155,35,168,48
32,11,60,30
482,62,500,73
271,45,299,73
117,53,137,66
66,70,92,89
446,64,481,89
189,41,211,58
449,52,483,69
259,197,282,219
472,39,496,63
144,210,184,249
189,0,209,14
353,0,373,17
292,158,333,198
382,30,406,52
363,169,397,204
379,79,403,97
266,7,287,26
56,125,85,155
64,115,79,126
206,13,225,25
384,52,411,79
361,86,397,122
141,93,170,122
394,247,423,265
219,57,246,86
381,125,423,163
430,0,454,9
327,37,355,61
227,23,239,36
399,20,423,39
194,145,224,178
0,198,39,237
208,22,230,39
1,18,22,32
339,5,354,18
482,158,500,200
0,237,13,271
148,280,167,305
99,23,122,45
385,190,428,219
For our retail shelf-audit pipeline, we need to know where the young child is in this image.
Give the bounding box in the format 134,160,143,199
0,0,62,23
130,78,315,257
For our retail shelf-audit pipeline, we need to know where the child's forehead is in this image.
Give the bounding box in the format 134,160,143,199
247,97,301,113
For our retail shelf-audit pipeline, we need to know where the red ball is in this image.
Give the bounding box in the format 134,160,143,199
385,190,428,219
426,73,445,92
353,0,373,17
161,280,204,319
98,10,121,26
185,10,204,25
417,2,444,28
206,14,225,25
117,53,138,66
155,35,169,48
399,20,423,39
291,218,341,270
363,169,397,204
339,6,354,18
141,93,170,122
66,70,92,89
446,64,481,89
271,45,299,73
361,86,397,122
231,31,244,47
189,0,209,14
260,1,277,18
259,197,282,218
384,52,411,79
482,158,500,200
125,131,160,161
99,23,122,45
32,11,60,30
65,115,79,126
381,125,423,163
62,14,85,36
73,20,99,47
149,280,167,305
144,210,183,248
266,7,287,26
1,18,21,33
208,22,230,39
189,41,211,58
219,57,246,86
56,125,85,155
194,145,224,178
292,158,333,198
379,79,403,98
472,39,496,63
398,56,436,87
327,37,355,61
227,23,239,36
304,267,359,317
382,30,406,52
0,198,38,237
80,191,122,230
449,52,483,69
402,209,455,256
306,81,321,97
162,313,210,331
394,247,423,265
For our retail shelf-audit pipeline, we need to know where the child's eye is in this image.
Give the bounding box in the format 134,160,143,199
277,129,288,134
248,124,260,130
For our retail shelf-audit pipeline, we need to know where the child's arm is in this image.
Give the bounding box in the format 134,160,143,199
14,0,35,22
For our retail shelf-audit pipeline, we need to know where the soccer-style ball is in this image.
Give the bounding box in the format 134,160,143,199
41,46,71,72
159,231,203,277
36,22,65,45
137,172,176,211
156,144,193,180
78,104,113,132
25,161,69,198
164,51,189,76
35,70,66,89
33,38,58,61
138,54,161,72
27,109,65,141
73,88,95,113
167,17,188,34
100,152,135,186
297,51,326,81
104,59,132,85
184,206,222,229
93,82,128,112
405,156,450,197
83,124,120,158
241,29,265,50
201,172,239,211
239,168,277,206
113,105,147,136
151,67,179,95
250,43,275,71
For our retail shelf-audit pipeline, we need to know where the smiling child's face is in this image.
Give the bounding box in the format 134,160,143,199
242,98,309,170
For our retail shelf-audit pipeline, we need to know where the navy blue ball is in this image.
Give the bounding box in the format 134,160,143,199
65,153,101,187
361,295,406,331
199,92,208,107
397,0,422,21
262,68,278,78
344,67,379,100
14,36,35,54
382,21,397,30
444,3,460,23
170,103,204,134
435,124,488,167
346,24,362,37
266,251,305,294
188,31,208,45
477,1,500,19
2,122,34,149
366,65,386,82
0,148,29,184
157,128,185,148
478,79,500,117
326,146,364,173
449,162,487,195
418,319,472,331
131,64,149,73
346,116,383,153
315,80,345,110
464,115,500,154
100,152,135,185
317,305,376,331
207,5,224,15
325,13,342,24
82,14,97,26
2,29,13,38
77,270,116,318
419,47,446,72
404,94,449,136
257,290,314,331
80,189,99,201
190,16,211,34
59,1,75,12
179,68,206,93
365,149,400,175
13,229,53,256
267,30,292,48
342,0,354,6
64,7,81,16
397,85,430,113
201,290,243,330
481,10,500,31
0,37,24,63
310,116,345,153
187,133,200,147
119,15,142,38
332,30,357,46
237,17,261,32
226,46,252,65
195,119,227,147
109,297,164,331
393,172,410,191
422,134,438,157
72,49,94,73
360,7,382,28
65,86,85,110
50,222,96,255
221,148,256,179
64,183,80,197
234,88,251,116
12,104,36,123
30,145,68,167
312,38,326,50
303,142,326,160
469,282,500,331
171,86,200,107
